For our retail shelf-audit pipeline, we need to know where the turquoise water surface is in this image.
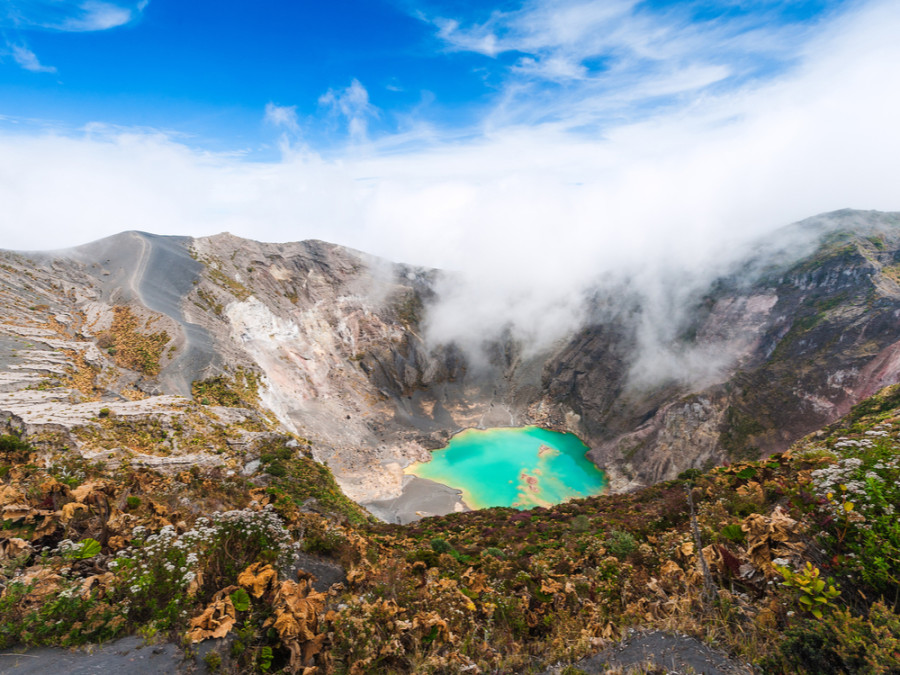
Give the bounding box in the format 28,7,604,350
407,426,606,510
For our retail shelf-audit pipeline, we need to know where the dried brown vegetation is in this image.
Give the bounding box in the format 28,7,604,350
95,306,170,376
1,388,899,674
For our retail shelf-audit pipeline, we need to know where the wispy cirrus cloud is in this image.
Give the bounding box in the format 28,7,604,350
7,42,56,72
56,1,136,31
423,0,843,129
2,0,147,32
2,0,148,73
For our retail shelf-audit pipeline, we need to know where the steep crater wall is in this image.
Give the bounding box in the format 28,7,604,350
5,210,900,521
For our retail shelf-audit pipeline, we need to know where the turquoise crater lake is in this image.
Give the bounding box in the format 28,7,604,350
407,426,606,510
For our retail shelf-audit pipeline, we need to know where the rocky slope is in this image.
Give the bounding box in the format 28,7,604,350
2,209,900,521
543,210,900,490
0,232,502,521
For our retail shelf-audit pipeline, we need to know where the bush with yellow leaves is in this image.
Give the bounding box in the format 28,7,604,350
777,562,840,620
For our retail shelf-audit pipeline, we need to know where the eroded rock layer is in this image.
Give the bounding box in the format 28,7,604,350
3,209,900,519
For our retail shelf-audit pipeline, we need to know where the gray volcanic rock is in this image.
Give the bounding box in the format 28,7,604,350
542,210,900,489
0,232,506,516
45,231,214,396
0,635,192,674
543,629,754,675
3,209,900,519
180,234,502,506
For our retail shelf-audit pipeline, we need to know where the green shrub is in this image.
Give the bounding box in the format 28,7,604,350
764,602,900,674
203,651,223,672
809,437,900,601
725,493,763,517
720,523,745,543
0,434,32,462
778,562,840,619
110,505,295,627
605,530,638,560
430,538,454,555
406,549,440,567
570,515,591,533
304,529,348,556
264,462,287,477
735,466,758,480
0,579,124,649
677,468,703,481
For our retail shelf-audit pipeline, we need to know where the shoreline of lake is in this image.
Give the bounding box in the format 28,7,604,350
405,426,606,511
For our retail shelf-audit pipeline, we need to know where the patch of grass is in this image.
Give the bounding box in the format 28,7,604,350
259,439,369,526
95,306,170,376
191,370,260,408
833,383,900,430
0,434,33,463
604,529,638,560
720,523,745,544
195,288,224,316
206,265,251,300
61,349,101,398
764,602,900,674
719,406,765,460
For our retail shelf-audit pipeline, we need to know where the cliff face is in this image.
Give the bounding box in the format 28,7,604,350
3,210,900,518
182,234,496,507
0,232,509,518
543,210,900,489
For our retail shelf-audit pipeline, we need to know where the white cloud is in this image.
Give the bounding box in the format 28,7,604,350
425,0,838,131
2,1,146,33
2,1,147,74
8,42,56,73
513,55,588,81
318,79,378,142
0,0,898,367
59,1,134,31
264,103,300,135
434,17,501,56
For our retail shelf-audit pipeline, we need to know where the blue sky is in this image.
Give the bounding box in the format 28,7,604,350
1,0,900,349
1,0,848,153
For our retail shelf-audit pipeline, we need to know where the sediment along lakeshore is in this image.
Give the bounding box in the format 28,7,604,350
407,426,607,510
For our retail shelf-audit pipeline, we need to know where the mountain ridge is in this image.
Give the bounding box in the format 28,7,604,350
3,209,900,511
